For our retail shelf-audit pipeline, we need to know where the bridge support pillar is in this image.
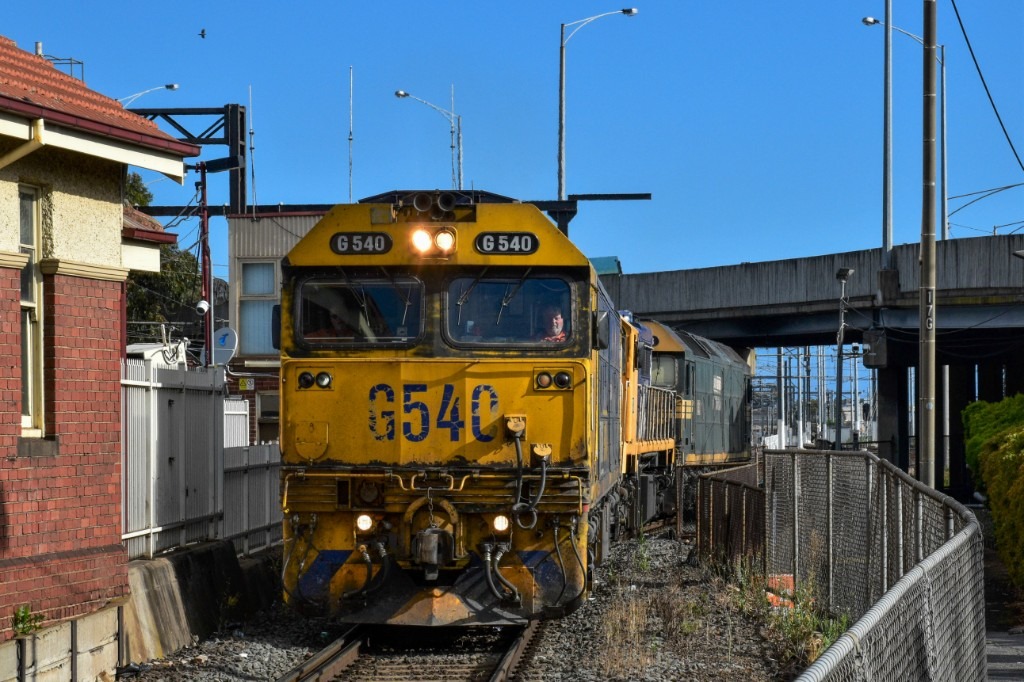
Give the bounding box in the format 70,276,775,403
1006,352,1024,397
947,364,975,502
876,366,909,470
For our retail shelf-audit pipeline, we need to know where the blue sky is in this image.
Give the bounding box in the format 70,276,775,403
5,1,1023,281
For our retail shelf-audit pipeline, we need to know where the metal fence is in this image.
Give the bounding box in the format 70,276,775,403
121,358,282,559
698,448,986,681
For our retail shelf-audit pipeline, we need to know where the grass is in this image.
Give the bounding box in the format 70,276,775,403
11,605,43,637
592,539,851,679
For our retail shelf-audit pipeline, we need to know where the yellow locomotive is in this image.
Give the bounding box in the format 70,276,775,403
277,190,679,626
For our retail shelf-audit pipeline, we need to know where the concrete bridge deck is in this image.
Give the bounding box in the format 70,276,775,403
601,233,1024,367
600,233,1024,499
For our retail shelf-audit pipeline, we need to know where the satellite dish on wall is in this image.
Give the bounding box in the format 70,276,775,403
211,327,238,366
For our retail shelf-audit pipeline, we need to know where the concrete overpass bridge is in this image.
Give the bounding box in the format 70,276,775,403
600,233,1024,500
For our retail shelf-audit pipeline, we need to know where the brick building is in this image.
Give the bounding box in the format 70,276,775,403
0,36,197,643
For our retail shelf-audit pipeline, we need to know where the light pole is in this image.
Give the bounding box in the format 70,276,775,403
862,17,948,240
558,8,638,200
861,4,893,267
395,88,463,190
919,0,938,489
118,83,179,106
835,268,854,450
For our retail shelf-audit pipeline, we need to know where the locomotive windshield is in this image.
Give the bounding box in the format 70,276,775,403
447,274,572,345
299,275,423,344
651,355,677,388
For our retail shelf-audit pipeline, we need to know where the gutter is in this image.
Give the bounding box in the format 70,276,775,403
0,94,199,158
0,118,44,170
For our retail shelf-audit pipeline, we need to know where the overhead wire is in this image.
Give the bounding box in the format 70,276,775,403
949,0,1024,174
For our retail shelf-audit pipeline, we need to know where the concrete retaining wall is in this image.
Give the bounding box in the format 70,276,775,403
0,541,280,681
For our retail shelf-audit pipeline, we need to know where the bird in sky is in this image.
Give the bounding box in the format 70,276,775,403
199,28,206,39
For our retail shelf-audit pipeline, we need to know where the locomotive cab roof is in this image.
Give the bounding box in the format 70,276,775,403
284,191,592,270
643,319,750,367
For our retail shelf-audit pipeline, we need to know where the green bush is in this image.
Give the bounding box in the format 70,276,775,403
963,396,1024,590
963,393,1024,480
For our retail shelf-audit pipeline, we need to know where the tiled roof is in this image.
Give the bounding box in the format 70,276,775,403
0,36,197,157
123,204,177,244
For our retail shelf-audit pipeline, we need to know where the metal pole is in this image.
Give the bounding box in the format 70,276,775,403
940,46,950,483
896,477,905,578
777,347,786,448
556,9,636,201
919,0,938,488
881,473,889,592
348,66,354,202
853,347,860,447
395,89,462,190
796,351,804,448
819,347,826,445
456,115,463,190
449,85,457,190
940,45,947,240
200,162,212,367
835,280,847,450
793,454,801,596
883,0,894,267
826,451,833,610
865,457,874,610
558,23,567,200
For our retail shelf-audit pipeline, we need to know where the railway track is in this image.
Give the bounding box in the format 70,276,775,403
275,621,540,682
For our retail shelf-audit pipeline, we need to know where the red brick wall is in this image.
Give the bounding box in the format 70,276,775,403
0,270,128,642
226,368,280,445
0,268,19,453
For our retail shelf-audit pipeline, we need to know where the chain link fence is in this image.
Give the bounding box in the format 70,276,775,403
697,448,986,680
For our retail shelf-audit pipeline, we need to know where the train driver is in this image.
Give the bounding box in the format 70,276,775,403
537,303,567,342
306,306,359,339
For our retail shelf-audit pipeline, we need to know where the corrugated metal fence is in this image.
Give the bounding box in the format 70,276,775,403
698,449,986,681
121,359,282,559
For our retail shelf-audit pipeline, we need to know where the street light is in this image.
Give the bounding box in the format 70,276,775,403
866,14,945,489
558,8,638,200
863,16,948,240
395,88,463,190
861,6,893,267
834,267,854,450
118,83,179,106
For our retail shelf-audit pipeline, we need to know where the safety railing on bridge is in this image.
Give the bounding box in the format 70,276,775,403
697,448,986,681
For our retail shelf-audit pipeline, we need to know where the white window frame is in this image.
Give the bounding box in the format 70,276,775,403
239,260,278,356
20,186,44,436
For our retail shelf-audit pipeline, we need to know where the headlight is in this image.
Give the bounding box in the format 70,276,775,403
492,514,510,533
410,227,456,256
315,372,332,388
411,229,433,253
355,514,374,532
434,229,456,253
298,372,315,389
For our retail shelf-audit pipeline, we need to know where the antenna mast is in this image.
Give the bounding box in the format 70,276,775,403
348,66,354,202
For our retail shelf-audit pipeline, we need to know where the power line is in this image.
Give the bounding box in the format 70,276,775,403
950,0,1024,174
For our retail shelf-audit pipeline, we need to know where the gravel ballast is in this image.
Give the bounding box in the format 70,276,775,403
128,535,788,681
